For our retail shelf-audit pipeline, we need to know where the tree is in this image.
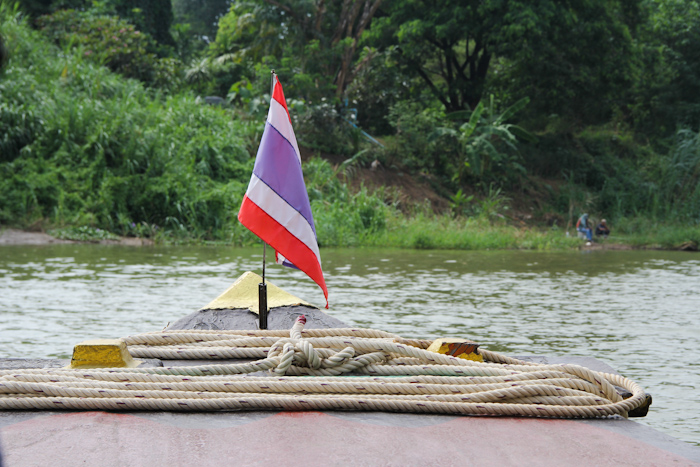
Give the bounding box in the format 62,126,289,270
369,0,504,112
500,0,640,126
211,0,382,101
636,0,700,132
0,32,7,72
15,0,55,19
173,0,232,41
369,0,639,120
37,9,176,86
111,0,175,49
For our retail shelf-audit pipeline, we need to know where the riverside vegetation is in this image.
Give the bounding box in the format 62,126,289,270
1,1,699,251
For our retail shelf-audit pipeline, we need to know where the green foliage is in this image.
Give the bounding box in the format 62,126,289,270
383,102,459,181
109,0,175,49
476,184,511,220
210,1,274,63
449,185,511,220
210,0,382,103
36,9,180,87
183,56,245,97
610,218,700,249
526,122,700,225
365,213,582,250
344,48,412,135
0,103,41,162
460,96,532,185
48,225,120,242
302,157,390,247
449,189,473,217
0,32,7,71
497,1,638,126
293,102,363,157
368,0,497,112
369,0,640,130
173,0,230,42
636,0,700,133
4,0,700,251
15,0,55,18
0,13,252,240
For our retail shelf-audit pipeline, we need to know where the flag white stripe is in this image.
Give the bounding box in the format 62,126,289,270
268,98,301,164
246,175,321,265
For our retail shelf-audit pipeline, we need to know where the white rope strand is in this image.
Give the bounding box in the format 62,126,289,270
0,315,648,418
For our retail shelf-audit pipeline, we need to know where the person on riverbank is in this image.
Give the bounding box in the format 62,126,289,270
596,219,610,238
576,213,593,241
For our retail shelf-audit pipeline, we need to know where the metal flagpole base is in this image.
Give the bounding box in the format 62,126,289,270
258,283,268,329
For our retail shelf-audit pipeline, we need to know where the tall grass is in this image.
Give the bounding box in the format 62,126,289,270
363,213,582,250
612,218,700,250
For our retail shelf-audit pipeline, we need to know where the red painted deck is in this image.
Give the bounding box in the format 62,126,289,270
1,410,698,466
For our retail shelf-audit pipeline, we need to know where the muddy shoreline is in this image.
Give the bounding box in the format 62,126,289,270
2,227,694,251
0,228,153,246
0,227,627,250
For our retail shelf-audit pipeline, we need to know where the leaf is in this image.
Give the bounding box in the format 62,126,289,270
429,127,458,142
446,110,471,121
496,97,530,124
460,102,484,140
510,125,537,143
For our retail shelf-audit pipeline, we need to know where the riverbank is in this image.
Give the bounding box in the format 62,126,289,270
2,225,696,251
0,228,153,246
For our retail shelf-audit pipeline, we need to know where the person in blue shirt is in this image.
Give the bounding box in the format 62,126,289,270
576,213,593,241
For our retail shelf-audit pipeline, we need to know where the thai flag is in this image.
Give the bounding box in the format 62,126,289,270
237,74,328,308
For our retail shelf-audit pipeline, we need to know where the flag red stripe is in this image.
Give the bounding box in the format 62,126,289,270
272,80,291,123
239,195,328,307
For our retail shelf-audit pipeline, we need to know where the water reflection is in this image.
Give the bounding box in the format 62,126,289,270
0,245,698,446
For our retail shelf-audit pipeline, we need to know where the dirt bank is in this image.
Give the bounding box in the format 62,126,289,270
0,228,153,246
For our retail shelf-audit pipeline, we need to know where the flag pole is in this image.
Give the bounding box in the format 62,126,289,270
259,243,267,329
258,69,276,330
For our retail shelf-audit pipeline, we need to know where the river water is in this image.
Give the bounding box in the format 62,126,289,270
0,244,698,446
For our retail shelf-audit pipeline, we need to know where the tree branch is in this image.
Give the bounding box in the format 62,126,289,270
315,0,326,33
397,47,450,109
334,0,383,98
332,0,355,45
263,0,301,24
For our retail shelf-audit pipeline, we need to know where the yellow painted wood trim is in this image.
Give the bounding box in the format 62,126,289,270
199,271,314,314
426,338,483,362
69,339,141,368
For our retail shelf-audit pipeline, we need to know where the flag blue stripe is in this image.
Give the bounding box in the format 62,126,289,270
252,122,316,234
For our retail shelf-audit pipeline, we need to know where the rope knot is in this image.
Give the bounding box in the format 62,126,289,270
269,314,359,375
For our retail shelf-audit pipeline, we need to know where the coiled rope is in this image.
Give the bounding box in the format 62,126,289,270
0,316,647,418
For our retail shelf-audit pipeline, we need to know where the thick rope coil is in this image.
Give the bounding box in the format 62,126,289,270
0,315,649,418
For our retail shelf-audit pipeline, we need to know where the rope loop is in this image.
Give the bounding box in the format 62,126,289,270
0,316,650,418
274,343,295,375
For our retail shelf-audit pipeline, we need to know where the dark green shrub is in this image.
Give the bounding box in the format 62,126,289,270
384,102,457,178
294,102,363,157
36,10,180,87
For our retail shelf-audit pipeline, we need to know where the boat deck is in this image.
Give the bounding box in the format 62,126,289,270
1,406,698,466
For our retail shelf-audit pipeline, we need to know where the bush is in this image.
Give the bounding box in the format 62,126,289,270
36,9,181,88
293,102,363,157
0,13,252,240
302,157,390,247
383,102,457,177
